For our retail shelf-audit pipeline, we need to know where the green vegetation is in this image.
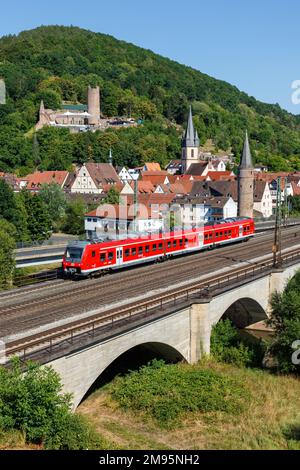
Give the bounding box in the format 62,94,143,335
0,359,112,450
268,270,300,373
79,359,300,449
102,186,121,205
210,319,266,367
39,183,67,231
111,359,248,428
0,219,16,288
62,197,88,235
0,25,299,173
0,179,51,244
288,195,300,216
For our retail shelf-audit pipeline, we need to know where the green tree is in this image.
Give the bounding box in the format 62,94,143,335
0,219,16,288
268,270,300,373
63,198,86,235
0,179,29,242
21,191,51,242
0,358,107,449
39,183,67,231
102,186,120,205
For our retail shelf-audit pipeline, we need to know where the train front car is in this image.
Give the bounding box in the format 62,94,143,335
62,240,90,277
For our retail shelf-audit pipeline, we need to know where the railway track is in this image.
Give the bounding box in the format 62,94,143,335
4,245,300,362
0,226,300,341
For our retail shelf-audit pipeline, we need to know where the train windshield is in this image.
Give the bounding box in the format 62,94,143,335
65,246,84,261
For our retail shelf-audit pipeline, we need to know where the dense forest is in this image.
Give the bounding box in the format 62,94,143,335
0,25,300,174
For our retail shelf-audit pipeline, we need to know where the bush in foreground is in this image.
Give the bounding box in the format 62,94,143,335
0,358,107,449
111,359,249,428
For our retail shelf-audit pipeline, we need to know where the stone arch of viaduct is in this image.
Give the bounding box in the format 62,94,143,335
48,263,300,408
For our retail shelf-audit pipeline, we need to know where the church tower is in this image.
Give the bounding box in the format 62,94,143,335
181,106,200,173
238,131,254,218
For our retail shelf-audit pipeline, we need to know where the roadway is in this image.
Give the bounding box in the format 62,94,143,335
2,225,300,343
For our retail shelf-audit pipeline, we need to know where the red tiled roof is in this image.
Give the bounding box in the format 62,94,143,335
129,181,155,193
85,163,120,187
141,174,170,185
24,171,69,189
206,171,235,181
143,162,161,172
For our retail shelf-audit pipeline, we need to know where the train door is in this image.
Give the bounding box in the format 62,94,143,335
198,229,204,248
239,225,243,238
116,247,123,266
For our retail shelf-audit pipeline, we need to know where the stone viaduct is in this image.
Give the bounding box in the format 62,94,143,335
48,262,300,408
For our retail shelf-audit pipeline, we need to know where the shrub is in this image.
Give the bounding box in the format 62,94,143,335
0,358,106,449
211,319,265,367
111,359,249,428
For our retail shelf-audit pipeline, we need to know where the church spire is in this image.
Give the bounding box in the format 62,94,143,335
39,100,45,114
240,130,253,169
182,105,198,147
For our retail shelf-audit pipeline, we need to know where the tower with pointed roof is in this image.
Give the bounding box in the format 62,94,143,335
238,131,254,218
181,106,200,173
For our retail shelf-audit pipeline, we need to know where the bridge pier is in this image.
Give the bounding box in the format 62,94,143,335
190,300,211,362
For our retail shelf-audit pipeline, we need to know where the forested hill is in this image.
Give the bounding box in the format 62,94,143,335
0,25,300,174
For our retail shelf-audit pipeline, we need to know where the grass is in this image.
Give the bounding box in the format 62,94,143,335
78,359,300,450
14,263,61,277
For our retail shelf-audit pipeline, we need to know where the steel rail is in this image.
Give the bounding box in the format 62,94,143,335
4,246,300,360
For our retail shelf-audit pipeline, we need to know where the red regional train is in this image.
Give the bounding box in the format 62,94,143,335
62,217,255,277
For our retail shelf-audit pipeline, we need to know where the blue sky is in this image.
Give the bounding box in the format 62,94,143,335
1,0,299,114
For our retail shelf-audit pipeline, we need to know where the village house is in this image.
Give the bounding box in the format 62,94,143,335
21,170,69,192
253,180,272,218
70,163,120,194
85,203,164,239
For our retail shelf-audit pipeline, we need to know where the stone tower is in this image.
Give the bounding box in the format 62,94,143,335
238,131,254,218
88,85,100,126
181,106,200,173
35,100,51,130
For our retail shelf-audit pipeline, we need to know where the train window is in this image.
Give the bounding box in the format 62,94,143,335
132,248,136,256
145,245,150,253
152,244,157,252
125,249,130,257
138,246,143,255
228,230,232,236
204,234,208,240
108,252,114,261
92,251,96,257
209,233,213,239
173,240,177,247
216,232,219,238
219,232,223,237
224,231,228,236
185,238,189,245
100,253,106,262
179,239,183,246
167,241,171,248
158,243,163,250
